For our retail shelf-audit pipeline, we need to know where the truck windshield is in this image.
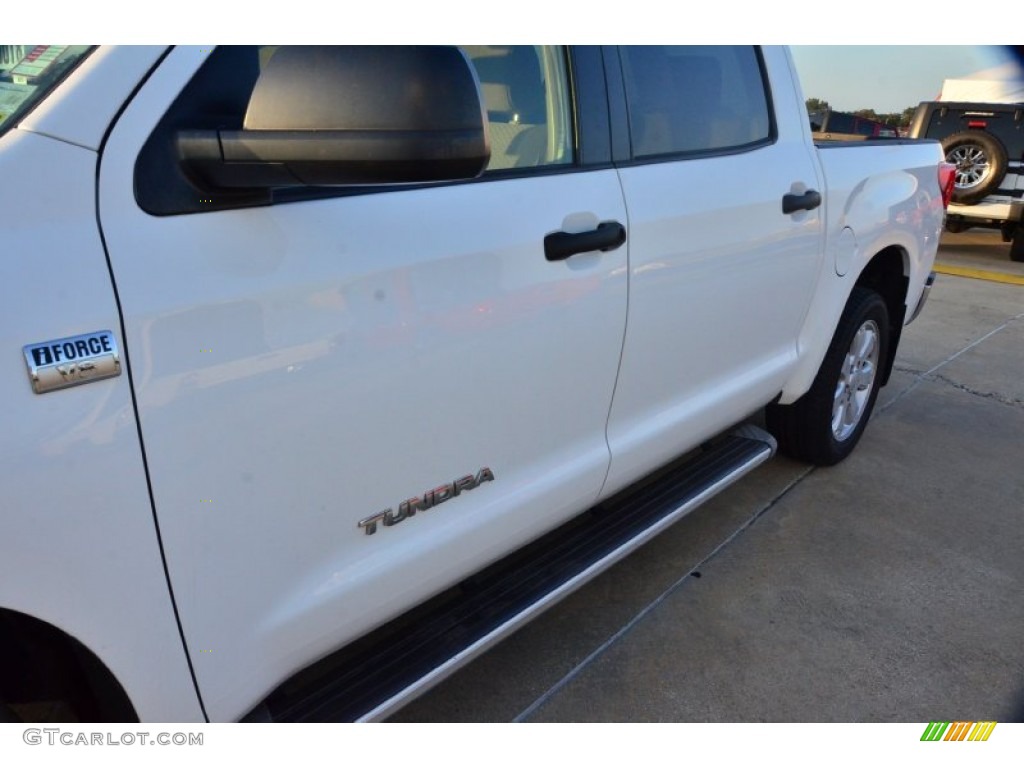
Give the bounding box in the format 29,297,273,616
0,46,93,136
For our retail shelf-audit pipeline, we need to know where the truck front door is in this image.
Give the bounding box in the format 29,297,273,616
97,45,627,720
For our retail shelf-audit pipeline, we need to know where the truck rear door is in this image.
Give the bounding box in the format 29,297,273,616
602,45,825,495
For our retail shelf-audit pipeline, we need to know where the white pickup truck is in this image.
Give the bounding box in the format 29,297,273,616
0,45,952,723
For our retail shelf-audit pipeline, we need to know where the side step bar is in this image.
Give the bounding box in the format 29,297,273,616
246,425,776,722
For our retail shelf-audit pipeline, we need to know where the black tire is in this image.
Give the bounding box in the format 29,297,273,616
944,218,968,234
1011,227,1024,263
942,131,1008,205
766,287,889,466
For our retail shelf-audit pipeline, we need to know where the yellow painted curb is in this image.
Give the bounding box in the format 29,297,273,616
934,264,1024,286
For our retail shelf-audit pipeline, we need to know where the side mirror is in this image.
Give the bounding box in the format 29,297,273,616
178,46,490,189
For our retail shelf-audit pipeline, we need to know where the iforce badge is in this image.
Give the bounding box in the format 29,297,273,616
23,330,122,394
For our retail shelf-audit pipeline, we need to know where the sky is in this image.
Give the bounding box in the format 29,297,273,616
790,46,1024,114
7,3,1023,118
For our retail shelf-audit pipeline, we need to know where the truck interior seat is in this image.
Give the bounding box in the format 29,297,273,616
465,46,549,170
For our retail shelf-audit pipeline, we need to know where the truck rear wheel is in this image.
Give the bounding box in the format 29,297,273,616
766,287,889,466
942,131,1008,205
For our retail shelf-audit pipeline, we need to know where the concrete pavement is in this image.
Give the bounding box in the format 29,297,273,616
392,231,1024,722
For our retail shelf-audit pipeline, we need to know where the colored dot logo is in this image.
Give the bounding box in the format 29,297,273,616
921,721,997,742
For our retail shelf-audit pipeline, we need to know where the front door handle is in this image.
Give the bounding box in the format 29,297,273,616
544,221,626,261
782,190,822,214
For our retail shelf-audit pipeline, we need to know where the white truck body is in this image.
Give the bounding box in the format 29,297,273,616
0,45,946,722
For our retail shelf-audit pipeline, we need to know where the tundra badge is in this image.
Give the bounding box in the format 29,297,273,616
359,467,495,535
23,330,122,394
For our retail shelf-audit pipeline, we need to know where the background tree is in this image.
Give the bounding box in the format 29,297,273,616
805,97,830,113
854,106,919,130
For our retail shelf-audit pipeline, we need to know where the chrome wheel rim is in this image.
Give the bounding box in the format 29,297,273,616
832,319,880,442
948,145,990,191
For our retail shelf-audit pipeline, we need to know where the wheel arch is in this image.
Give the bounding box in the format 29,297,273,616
0,608,138,722
853,245,909,387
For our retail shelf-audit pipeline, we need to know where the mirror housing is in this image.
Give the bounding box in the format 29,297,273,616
178,46,490,189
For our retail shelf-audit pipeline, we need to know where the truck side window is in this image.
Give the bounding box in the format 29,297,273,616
460,46,574,172
620,46,772,159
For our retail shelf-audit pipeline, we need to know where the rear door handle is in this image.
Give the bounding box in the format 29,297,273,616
782,190,822,214
544,221,626,261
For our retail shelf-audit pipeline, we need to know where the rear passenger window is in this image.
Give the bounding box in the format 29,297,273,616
620,46,771,159
460,46,574,172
